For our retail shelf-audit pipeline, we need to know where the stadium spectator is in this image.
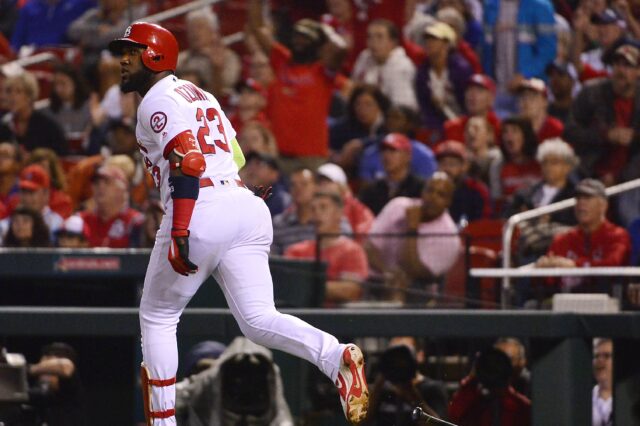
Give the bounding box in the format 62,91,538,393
55,215,88,248
366,172,460,304
506,138,578,270
449,347,531,426
592,338,613,426
545,60,578,125
28,342,86,426
366,339,449,424
1,206,50,247
481,0,556,112
415,21,473,142
245,52,274,89
0,72,68,155
66,117,147,211
285,190,368,306
12,164,63,237
248,0,348,172
0,141,19,207
494,337,531,398
443,73,501,145
9,0,93,51
489,116,541,209
78,165,143,248
228,79,269,136
504,138,578,225
432,0,483,49
464,116,503,187
44,64,92,155
358,106,437,183
22,148,72,218
358,133,425,215
572,7,626,80
435,140,491,224
536,178,631,293
565,42,640,185
316,162,374,238
351,19,418,109
178,7,241,99
240,152,290,217
435,6,483,73
515,78,564,144
330,84,390,173
272,168,350,254
237,120,278,158
67,0,143,76
175,337,293,426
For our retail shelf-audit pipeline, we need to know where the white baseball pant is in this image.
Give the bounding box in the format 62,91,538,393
139,184,345,424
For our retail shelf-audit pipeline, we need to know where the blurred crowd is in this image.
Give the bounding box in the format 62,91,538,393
1,0,640,308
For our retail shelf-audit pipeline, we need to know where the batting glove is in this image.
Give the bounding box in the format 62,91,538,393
169,229,198,276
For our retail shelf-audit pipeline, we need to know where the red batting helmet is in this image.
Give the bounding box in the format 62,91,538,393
108,22,179,72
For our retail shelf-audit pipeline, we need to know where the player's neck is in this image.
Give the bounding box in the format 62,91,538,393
138,71,173,97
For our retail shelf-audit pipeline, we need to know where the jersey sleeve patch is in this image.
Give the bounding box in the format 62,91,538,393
150,112,168,133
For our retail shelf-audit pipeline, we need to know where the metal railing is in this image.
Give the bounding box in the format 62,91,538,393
499,178,640,307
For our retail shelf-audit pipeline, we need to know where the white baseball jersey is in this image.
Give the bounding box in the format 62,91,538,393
135,75,239,208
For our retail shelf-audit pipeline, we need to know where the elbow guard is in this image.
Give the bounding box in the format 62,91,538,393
164,130,206,177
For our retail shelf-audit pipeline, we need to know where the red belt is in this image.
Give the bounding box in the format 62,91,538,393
199,178,247,189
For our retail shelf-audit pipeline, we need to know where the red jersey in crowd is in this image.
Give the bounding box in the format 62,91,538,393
266,43,341,158
536,116,564,144
79,208,143,248
500,160,541,198
285,236,369,304
449,376,531,426
546,220,630,291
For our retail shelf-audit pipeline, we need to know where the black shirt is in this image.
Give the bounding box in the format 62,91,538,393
358,174,424,215
0,109,68,155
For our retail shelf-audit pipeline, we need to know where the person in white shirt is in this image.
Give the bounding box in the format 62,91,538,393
592,338,613,426
352,19,418,109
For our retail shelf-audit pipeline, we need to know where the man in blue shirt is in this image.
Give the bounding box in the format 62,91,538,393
11,0,94,51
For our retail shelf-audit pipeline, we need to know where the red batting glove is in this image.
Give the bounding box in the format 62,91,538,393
168,229,198,276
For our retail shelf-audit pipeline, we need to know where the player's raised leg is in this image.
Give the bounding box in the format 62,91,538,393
212,192,369,423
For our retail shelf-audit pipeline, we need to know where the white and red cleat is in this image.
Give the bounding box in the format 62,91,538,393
336,345,369,424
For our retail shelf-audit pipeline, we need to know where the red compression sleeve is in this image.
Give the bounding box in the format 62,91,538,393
172,198,196,232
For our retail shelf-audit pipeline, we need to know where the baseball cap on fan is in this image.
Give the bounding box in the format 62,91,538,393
93,165,129,189
607,43,640,67
317,163,347,186
467,74,496,94
56,215,87,238
381,133,412,152
19,164,51,191
423,21,457,44
575,178,606,199
591,8,625,27
515,78,548,97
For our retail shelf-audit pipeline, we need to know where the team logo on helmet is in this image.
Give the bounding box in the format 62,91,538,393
124,25,132,37
150,112,167,133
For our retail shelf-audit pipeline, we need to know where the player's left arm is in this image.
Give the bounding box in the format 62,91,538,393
166,131,206,276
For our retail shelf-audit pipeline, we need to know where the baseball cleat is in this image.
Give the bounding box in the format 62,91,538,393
336,344,369,424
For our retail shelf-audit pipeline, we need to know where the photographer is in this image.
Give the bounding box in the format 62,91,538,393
364,339,448,425
175,337,293,426
27,342,85,426
449,348,530,426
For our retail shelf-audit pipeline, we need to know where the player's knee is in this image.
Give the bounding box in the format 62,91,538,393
238,310,279,343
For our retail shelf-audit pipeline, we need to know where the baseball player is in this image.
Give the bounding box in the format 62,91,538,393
108,22,369,425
